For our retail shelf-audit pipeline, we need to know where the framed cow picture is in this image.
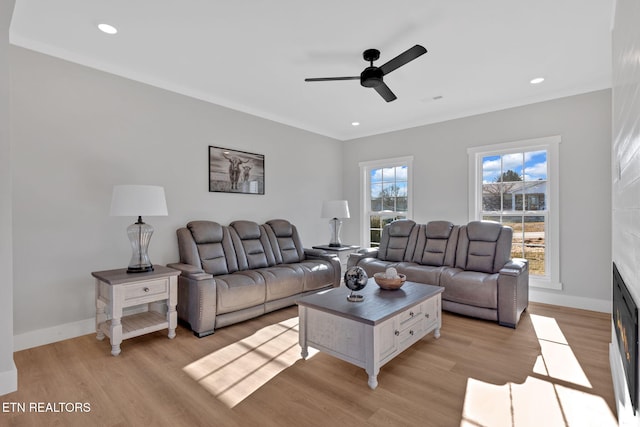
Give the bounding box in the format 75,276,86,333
208,146,265,195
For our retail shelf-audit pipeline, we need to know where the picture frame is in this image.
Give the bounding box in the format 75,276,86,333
209,146,265,194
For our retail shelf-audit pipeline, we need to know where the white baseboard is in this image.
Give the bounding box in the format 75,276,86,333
0,362,17,396
13,317,95,352
11,294,609,351
529,289,611,313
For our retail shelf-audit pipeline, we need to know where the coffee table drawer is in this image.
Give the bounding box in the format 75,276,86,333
399,304,423,326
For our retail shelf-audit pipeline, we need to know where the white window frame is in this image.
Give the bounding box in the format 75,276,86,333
467,136,561,290
359,156,414,248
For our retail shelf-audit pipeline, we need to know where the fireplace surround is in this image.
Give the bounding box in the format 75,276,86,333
613,262,639,413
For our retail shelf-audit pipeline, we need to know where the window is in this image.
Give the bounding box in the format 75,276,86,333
468,136,561,289
359,156,413,248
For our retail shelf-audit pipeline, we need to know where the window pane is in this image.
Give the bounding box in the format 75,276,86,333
370,215,381,229
522,150,547,211
371,168,383,184
482,155,502,183
395,165,408,182
381,167,395,182
502,216,524,259
382,183,397,210
370,229,381,246
482,183,502,211
524,215,545,276
370,182,382,211
382,216,396,227
524,150,547,181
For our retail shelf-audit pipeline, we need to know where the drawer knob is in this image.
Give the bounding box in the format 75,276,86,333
394,330,399,336
143,287,150,292
425,313,430,319
409,311,414,317
409,330,414,336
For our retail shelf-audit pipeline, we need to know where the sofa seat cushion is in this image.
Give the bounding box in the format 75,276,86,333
215,271,266,314
395,262,445,286
440,268,498,309
255,265,304,302
296,259,336,291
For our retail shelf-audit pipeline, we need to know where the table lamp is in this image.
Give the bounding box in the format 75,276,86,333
321,200,350,247
110,185,168,273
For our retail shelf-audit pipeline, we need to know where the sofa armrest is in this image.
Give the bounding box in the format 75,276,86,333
499,258,528,276
167,262,217,337
304,248,338,261
167,262,213,281
347,248,379,268
497,258,529,328
304,249,341,287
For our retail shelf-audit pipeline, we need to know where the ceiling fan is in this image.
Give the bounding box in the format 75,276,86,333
304,44,427,102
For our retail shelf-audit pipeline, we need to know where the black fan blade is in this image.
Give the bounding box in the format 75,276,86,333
305,76,359,82
374,82,397,102
379,45,427,76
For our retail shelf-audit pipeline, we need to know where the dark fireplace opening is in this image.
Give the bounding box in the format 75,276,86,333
614,262,639,413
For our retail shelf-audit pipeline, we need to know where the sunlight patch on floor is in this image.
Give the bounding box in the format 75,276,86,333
530,314,591,387
462,375,616,427
183,316,317,408
460,314,616,426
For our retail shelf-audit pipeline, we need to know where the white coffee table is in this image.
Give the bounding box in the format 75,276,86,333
297,279,443,389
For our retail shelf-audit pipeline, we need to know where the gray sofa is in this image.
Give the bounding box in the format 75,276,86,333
168,219,341,337
348,219,529,328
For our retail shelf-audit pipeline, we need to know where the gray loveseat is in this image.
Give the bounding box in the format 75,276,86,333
348,219,529,328
168,219,341,337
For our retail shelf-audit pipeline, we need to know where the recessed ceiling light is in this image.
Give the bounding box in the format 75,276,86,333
98,23,118,35
530,77,545,85
351,122,360,126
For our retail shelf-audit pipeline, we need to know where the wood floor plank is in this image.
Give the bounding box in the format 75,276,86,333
1,302,617,426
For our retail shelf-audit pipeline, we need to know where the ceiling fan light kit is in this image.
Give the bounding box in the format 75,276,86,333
305,44,427,102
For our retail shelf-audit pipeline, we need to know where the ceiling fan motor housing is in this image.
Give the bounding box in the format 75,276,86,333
361,67,383,88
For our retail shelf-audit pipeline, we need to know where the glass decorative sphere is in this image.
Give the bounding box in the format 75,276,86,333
344,266,368,291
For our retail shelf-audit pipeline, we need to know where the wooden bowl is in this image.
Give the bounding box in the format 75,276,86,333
373,273,406,290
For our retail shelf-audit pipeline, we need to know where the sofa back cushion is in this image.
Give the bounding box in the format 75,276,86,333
264,219,305,264
455,221,513,274
378,219,418,262
185,221,238,275
230,220,276,270
413,221,459,267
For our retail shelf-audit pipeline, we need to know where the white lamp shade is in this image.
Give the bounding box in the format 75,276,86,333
321,200,350,219
110,185,168,217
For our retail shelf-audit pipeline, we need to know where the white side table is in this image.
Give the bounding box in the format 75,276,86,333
312,244,360,277
91,265,180,356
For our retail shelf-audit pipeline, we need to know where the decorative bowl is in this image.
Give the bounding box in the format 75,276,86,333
373,273,406,290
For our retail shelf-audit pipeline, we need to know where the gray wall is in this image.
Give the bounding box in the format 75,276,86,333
342,90,612,310
10,47,343,345
612,0,640,422
0,0,16,396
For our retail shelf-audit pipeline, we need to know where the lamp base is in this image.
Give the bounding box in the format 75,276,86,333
127,265,154,274
328,217,343,247
126,216,155,274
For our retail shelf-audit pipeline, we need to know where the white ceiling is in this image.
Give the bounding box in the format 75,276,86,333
9,0,613,141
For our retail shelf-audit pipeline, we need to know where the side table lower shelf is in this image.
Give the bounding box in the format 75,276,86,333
98,311,172,342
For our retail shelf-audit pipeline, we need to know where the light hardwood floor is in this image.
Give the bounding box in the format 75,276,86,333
1,303,617,426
